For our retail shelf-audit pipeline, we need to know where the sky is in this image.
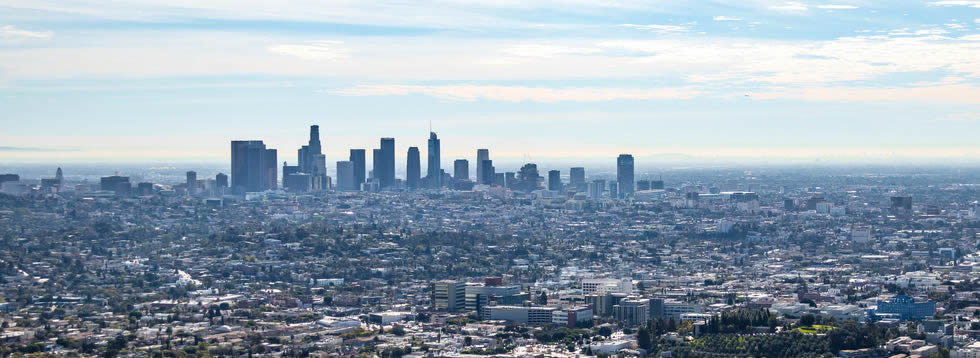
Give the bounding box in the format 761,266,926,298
1,0,979,166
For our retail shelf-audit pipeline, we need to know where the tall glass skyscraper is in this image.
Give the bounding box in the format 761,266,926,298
427,132,441,188
231,140,277,194
454,159,469,181
570,167,586,192
379,138,395,189
476,149,489,184
548,170,561,191
616,154,634,198
349,149,365,191
407,147,421,190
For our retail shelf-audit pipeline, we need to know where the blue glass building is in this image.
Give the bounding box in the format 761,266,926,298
875,295,936,320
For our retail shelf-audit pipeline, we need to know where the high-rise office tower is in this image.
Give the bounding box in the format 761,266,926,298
284,173,311,193
215,173,228,189
379,138,395,189
476,149,489,184
311,154,326,190
407,147,421,190
265,149,278,190
479,159,494,185
283,163,300,179
637,180,651,191
651,180,665,190
349,149,365,190
295,125,325,190
427,132,441,188
589,179,605,199
617,154,634,199
336,161,355,191
297,125,322,174
101,175,130,192
231,140,277,193
454,159,469,181
372,148,382,183
548,170,561,191
516,163,541,192
569,167,585,190
186,171,197,193
608,181,618,199
55,167,63,184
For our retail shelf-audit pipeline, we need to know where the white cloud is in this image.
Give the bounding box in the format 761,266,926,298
816,4,858,9
753,84,980,104
267,40,351,60
500,44,602,58
620,23,690,33
769,1,808,11
888,28,949,36
5,31,980,92
1,25,52,39
332,84,702,102
712,16,742,21
929,1,980,7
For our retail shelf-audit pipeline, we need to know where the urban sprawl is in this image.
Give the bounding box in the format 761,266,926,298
1,126,979,358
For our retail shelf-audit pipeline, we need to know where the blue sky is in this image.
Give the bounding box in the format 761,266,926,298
1,0,979,165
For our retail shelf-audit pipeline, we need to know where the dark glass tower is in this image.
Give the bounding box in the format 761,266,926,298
570,167,585,191
476,149,489,185
407,147,421,190
426,132,441,188
548,170,561,191
479,159,494,185
454,159,469,181
379,138,395,188
616,154,634,198
349,149,365,191
231,140,276,193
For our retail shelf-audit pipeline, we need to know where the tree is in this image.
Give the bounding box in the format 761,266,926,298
390,325,406,336
636,327,651,350
597,326,613,337
539,292,548,305
800,314,816,327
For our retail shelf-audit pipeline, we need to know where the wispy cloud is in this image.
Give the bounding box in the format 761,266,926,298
816,4,858,9
929,1,980,8
753,84,980,104
267,40,351,60
500,44,602,58
620,23,690,33
712,16,742,21
1,25,52,39
0,146,73,152
888,28,949,36
769,2,808,11
331,84,702,102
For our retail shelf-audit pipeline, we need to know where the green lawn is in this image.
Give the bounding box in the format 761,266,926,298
797,325,836,334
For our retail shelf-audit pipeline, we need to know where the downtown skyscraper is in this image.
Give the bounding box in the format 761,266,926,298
231,140,277,193
373,138,395,189
427,132,441,188
297,125,327,190
617,154,635,198
476,149,489,184
407,147,421,190
349,149,365,191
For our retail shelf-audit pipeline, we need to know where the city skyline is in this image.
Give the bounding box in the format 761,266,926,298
2,1,980,163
